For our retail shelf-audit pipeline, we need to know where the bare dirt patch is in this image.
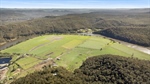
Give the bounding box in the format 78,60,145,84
31,58,54,71
46,36,63,41
13,68,21,76
0,67,8,80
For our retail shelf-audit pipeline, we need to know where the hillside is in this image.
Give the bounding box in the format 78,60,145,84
75,55,150,84
0,8,95,25
11,55,150,84
94,28,150,46
0,9,150,47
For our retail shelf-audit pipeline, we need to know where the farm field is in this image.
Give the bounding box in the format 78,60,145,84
1,35,150,79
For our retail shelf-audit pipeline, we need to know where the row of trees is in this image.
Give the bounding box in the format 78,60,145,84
0,52,12,58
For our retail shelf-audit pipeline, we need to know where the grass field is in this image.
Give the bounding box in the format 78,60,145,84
15,56,41,70
1,35,150,78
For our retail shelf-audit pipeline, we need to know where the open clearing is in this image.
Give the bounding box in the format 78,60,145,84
1,35,150,78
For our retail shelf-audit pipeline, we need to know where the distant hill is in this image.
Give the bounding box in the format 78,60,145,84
0,13,131,43
129,8,150,13
0,9,150,47
11,55,150,84
0,9,95,25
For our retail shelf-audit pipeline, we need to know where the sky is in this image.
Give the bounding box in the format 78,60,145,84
0,0,150,9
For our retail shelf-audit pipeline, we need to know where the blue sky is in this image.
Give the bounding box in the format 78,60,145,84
0,0,149,8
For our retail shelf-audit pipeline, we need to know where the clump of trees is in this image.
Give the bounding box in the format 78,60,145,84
11,55,150,84
94,28,150,46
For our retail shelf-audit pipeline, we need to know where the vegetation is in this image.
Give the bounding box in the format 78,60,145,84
11,55,150,84
0,52,12,58
1,9,150,83
1,35,150,82
94,28,150,46
0,9,150,47
11,66,84,84
75,55,150,84
15,56,41,70
0,8,95,25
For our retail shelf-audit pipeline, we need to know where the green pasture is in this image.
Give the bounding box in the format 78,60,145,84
1,35,52,53
15,56,41,69
1,35,150,73
56,36,150,70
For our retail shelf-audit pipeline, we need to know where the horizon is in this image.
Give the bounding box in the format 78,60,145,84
0,8,149,9
0,0,150,9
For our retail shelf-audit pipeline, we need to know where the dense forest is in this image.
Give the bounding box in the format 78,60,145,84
11,55,150,84
0,10,150,46
75,55,150,84
0,13,133,40
94,28,150,46
10,67,85,84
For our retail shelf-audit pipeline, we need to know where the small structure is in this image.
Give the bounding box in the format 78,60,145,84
52,73,57,76
56,57,60,60
52,63,58,67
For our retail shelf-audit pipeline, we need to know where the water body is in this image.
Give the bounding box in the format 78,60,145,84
0,58,12,64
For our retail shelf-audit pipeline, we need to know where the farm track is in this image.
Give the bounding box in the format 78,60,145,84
55,49,71,60
29,36,63,52
29,42,52,52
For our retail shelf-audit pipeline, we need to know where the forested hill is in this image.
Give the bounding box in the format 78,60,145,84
75,55,150,84
0,10,150,46
94,28,150,46
11,55,150,84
